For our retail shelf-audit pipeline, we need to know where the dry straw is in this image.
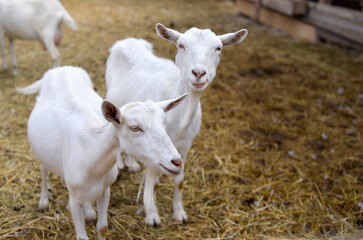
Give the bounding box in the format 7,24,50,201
0,0,362,239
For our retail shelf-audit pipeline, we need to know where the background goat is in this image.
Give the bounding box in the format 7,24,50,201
0,0,78,75
17,66,187,239
105,23,247,225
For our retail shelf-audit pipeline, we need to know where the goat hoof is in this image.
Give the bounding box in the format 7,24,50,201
12,66,18,76
144,212,161,226
173,209,188,223
38,198,49,210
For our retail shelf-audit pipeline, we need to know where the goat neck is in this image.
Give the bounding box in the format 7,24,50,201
85,123,119,177
179,89,201,129
171,71,201,129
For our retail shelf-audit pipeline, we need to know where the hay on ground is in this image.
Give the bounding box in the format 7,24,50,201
0,0,362,239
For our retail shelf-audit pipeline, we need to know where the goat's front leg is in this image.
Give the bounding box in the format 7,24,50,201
9,38,18,75
173,169,187,222
69,197,88,240
96,187,110,240
143,168,161,226
38,164,49,210
0,32,7,71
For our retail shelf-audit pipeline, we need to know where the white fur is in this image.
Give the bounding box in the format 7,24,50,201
0,0,78,75
18,66,186,239
105,23,248,225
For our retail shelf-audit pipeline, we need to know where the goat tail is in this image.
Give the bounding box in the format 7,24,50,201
16,79,42,95
62,10,78,31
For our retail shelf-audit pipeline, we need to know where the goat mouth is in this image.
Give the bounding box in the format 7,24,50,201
192,80,208,89
159,164,180,175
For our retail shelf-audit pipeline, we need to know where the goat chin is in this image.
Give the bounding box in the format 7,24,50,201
180,90,201,129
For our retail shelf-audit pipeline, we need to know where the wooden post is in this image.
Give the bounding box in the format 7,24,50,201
236,0,317,42
255,0,261,23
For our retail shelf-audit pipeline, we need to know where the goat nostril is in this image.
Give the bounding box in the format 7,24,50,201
192,70,198,77
171,159,183,168
192,69,206,79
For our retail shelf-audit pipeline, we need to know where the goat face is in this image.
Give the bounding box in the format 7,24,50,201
175,28,222,91
102,94,187,176
156,23,248,92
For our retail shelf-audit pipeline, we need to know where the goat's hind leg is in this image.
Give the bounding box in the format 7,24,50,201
41,34,60,68
0,30,7,71
83,202,96,224
9,38,18,75
38,164,50,210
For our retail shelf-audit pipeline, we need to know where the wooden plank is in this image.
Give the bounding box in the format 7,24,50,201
261,0,308,16
304,2,363,45
316,28,363,51
236,0,363,48
236,0,317,42
307,2,363,23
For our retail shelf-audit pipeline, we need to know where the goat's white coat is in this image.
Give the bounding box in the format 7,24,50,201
105,24,248,225
18,66,186,239
0,0,78,75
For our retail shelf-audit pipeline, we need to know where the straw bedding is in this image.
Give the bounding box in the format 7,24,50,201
0,0,362,239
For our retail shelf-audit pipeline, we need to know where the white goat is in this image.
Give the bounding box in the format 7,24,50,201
105,23,248,225
17,66,187,240
0,0,78,75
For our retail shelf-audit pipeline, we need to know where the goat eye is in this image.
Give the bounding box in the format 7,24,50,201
129,125,141,132
178,44,185,50
215,47,222,51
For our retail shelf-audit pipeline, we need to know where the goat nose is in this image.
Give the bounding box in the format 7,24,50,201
192,69,206,79
171,159,183,169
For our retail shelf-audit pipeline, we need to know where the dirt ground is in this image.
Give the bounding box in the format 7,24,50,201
0,0,362,239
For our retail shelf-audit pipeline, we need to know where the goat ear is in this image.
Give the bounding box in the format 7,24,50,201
155,23,181,44
102,100,122,125
157,93,188,112
218,29,248,46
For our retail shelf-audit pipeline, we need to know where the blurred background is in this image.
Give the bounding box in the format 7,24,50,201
0,0,362,239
